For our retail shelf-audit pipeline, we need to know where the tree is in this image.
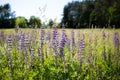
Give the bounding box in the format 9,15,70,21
15,17,27,28
108,0,120,28
80,0,95,28
90,0,109,28
29,16,41,28
48,19,54,28
62,1,79,28
90,0,120,28
62,1,94,28
0,3,15,28
62,0,120,28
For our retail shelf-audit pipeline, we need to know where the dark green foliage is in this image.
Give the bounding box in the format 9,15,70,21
0,4,15,28
0,4,42,28
15,16,28,28
62,0,120,28
62,0,95,28
29,16,41,28
48,19,54,28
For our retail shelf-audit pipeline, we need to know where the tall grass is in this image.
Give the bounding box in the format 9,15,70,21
0,28,120,80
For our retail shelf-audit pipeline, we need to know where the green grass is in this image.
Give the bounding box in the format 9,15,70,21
0,28,120,80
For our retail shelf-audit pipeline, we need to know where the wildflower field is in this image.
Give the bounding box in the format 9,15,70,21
0,28,120,80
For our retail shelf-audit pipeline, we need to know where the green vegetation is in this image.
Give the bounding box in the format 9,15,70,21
62,0,120,28
29,16,41,28
0,4,15,28
0,28,120,80
16,17,28,28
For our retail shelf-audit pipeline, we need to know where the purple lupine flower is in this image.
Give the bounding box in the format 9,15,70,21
52,27,59,48
24,35,30,52
30,48,35,65
79,34,85,53
66,38,70,50
60,28,67,72
30,30,37,44
71,30,75,47
77,30,80,45
29,32,34,43
0,31,5,38
40,27,45,64
40,27,45,42
7,34,13,69
76,30,80,52
52,27,60,65
7,34,13,52
113,32,119,60
46,31,51,42
6,34,14,74
17,32,25,61
7,34,14,61
102,31,107,61
0,31,5,45
18,32,25,51
59,29,66,57
21,34,31,69
77,34,85,56
0,31,5,41
77,34,85,73
45,31,51,50
113,32,119,50
15,33,19,43
113,32,119,69
52,27,60,55
40,27,45,46
71,30,75,58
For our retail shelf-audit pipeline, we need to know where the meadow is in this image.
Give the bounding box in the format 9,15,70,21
0,28,120,80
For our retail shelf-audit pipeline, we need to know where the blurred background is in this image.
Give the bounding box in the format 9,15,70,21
0,0,120,28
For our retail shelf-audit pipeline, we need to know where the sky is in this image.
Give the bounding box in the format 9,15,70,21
0,0,81,23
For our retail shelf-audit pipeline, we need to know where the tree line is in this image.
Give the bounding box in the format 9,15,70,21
1,0,120,29
0,4,57,28
62,0,120,28
0,4,15,28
